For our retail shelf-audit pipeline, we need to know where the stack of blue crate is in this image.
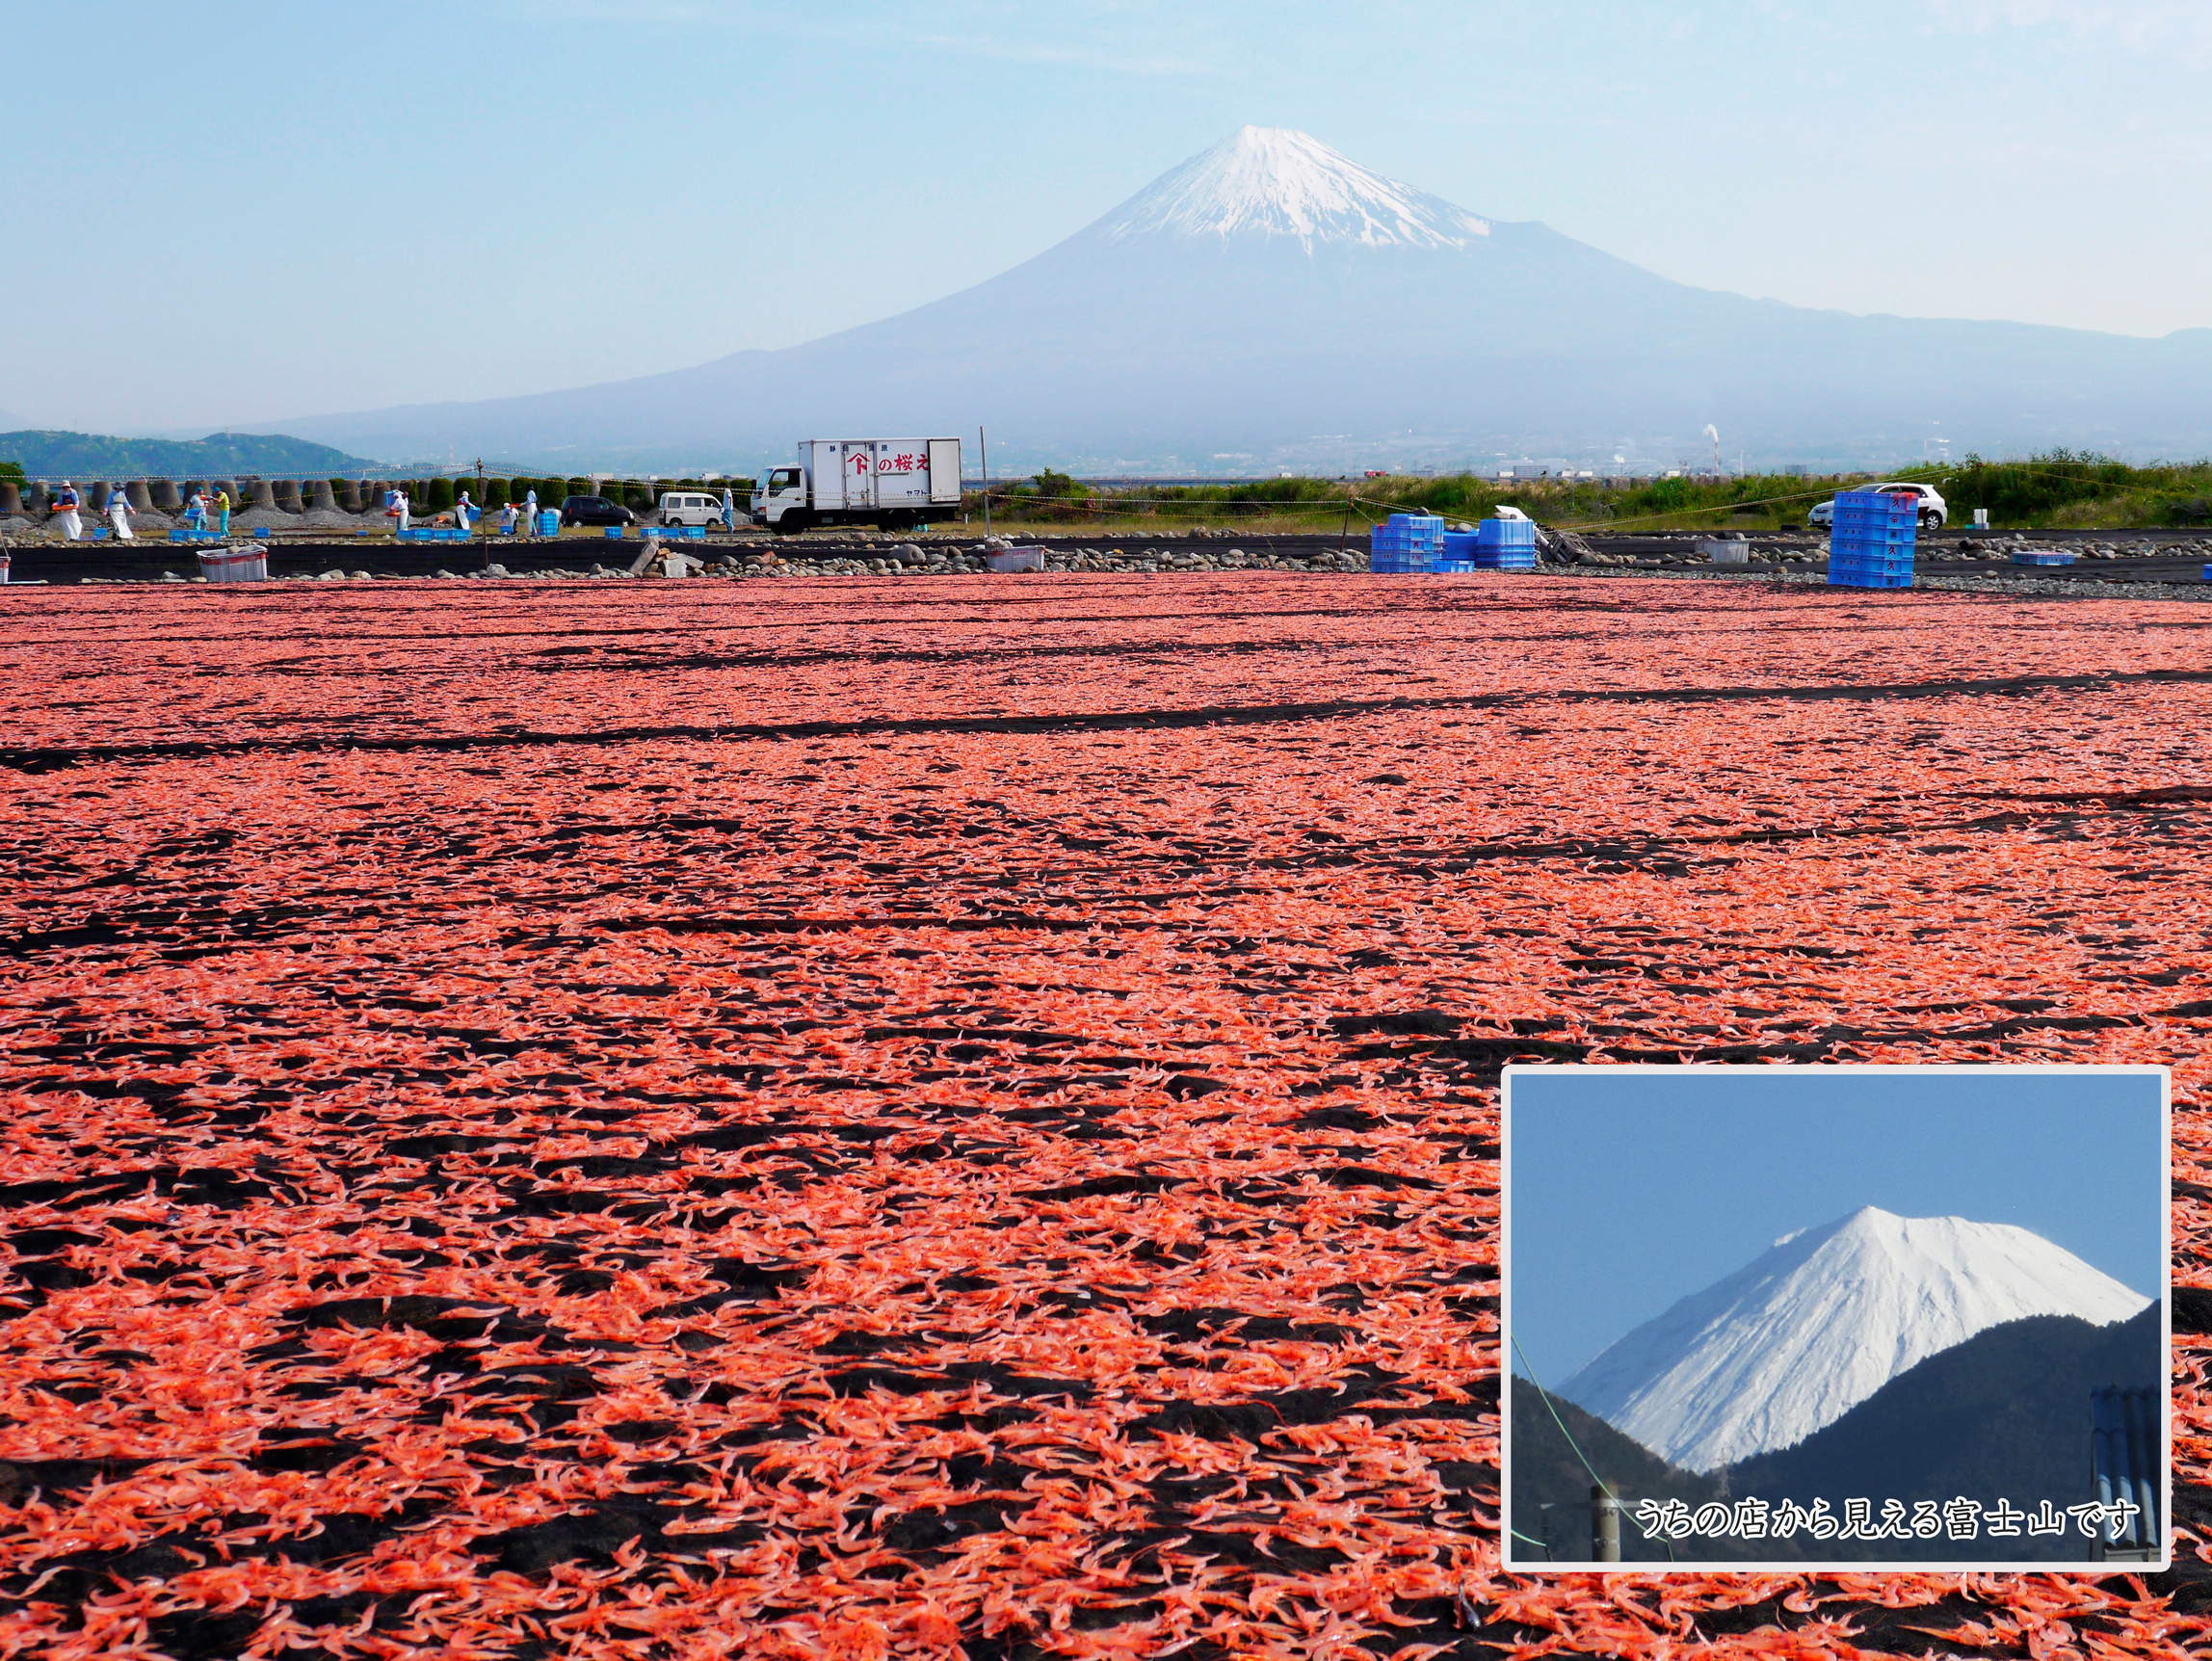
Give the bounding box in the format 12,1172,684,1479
1827,489,1917,589
1369,513,1443,573
1437,516,1540,572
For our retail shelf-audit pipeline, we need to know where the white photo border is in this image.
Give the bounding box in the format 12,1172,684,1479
1498,1062,2172,1574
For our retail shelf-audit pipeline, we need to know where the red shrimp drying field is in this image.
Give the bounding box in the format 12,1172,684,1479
1,573,2208,1661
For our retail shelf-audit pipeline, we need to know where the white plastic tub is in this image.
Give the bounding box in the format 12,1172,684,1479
986,546,1045,572
198,548,268,583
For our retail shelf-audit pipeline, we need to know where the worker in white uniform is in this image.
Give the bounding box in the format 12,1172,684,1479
184,489,207,533
456,489,476,534
52,482,83,540
108,484,135,540
393,488,410,536
721,488,735,531
523,488,540,538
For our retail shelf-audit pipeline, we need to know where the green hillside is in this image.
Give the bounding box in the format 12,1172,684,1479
0,430,382,479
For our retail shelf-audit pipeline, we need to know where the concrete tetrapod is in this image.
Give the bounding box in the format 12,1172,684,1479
247,480,277,513
0,483,20,516
126,480,154,512
308,479,338,513
151,480,182,511
274,479,304,514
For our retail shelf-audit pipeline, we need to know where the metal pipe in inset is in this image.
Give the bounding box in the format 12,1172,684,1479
1591,1487,1620,1563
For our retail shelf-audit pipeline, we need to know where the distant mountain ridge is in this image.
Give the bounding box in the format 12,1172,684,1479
240,126,2212,472
1560,1206,2148,1472
0,429,382,479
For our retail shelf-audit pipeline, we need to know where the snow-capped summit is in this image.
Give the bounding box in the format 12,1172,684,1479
1099,125,1489,250
1558,1205,2151,1473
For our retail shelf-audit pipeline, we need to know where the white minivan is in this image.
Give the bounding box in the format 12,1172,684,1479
657,490,730,528
1808,482,1947,531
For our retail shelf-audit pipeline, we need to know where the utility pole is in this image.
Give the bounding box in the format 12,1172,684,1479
1591,1487,1620,1563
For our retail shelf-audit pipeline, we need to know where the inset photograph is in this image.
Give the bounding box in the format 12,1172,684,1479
1502,1067,2168,1570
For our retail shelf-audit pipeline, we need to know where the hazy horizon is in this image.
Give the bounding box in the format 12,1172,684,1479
6,2,2209,440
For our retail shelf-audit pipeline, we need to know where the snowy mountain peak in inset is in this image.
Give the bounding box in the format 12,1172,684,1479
1557,1205,2151,1473
1099,125,1490,250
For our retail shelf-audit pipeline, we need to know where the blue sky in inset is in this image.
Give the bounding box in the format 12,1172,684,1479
4,2,2208,433
1506,1068,2165,1387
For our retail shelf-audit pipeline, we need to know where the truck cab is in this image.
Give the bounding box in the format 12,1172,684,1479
752,465,808,530
752,439,961,533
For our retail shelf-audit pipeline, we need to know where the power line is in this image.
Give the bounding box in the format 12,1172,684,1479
1510,1334,1676,1566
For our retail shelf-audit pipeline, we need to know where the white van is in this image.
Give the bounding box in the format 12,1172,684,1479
657,490,730,528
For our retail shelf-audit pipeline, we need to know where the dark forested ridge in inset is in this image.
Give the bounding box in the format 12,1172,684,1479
1513,1306,2165,1564
1727,1305,2165,1559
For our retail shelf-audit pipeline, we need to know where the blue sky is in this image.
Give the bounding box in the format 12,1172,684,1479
6,2,2208,434
1506,1068,2166,1388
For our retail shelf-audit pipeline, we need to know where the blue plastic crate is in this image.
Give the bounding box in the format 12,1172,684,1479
1373,512,1444,560
540,513,562,537
1828,562,1913,589
254,526,273,539
605,527,626,540
1833,488,1919,523
1475,516,1539,548
2012,550,2075,566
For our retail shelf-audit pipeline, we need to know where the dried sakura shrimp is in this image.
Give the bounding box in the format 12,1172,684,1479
0,573,2205,1658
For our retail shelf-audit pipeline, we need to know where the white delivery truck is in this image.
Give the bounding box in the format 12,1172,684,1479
751,437,962,533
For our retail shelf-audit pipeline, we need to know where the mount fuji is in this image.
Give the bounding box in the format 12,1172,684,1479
1556,1205,2151,1474
257,126,2212,471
